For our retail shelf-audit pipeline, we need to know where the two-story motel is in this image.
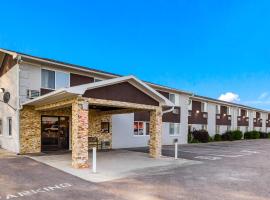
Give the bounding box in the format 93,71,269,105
0,48,269,168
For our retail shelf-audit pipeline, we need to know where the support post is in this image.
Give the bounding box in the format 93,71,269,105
92,147,97,173
72,100,89,168
149,107,162,158
175,142,178,159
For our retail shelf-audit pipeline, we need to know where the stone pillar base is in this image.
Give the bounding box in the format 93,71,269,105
72,100,89,169
149,107,162,158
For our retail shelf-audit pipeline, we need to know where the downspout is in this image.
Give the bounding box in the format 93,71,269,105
162,106,175,115
16,56,23,154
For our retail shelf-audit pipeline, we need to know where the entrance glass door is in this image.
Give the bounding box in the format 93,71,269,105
41,116,69,151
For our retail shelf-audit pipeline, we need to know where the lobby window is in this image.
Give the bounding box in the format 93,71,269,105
7,117,12,136
42,69,70,90
101,122,110,133
169,123,180,136
0,119,2,135
134,121,144,136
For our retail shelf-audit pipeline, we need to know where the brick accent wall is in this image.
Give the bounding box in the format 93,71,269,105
88,109,112,149
20,106,41,154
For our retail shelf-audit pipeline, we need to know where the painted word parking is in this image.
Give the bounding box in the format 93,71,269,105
0,183,72,199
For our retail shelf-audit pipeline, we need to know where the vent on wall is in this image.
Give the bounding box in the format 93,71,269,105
27,89,40,99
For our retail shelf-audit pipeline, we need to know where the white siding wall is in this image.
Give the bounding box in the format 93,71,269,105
231,107,238,130
112,113,149,148
262,113,267,132
249,111,254,131
112,93,190,148
0,65,20,153
207,103,216,136
19,63,42,104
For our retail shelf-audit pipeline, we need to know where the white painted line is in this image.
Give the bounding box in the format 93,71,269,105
194,156,222,160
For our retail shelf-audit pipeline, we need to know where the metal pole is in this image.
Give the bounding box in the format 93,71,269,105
175,142,178,159
93,147,97,173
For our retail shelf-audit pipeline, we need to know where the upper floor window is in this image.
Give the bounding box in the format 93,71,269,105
201,102,207,112
41,69,69,90
238,108,241,116
168,93,180,106
188,100,192,111
227,107,231,115
216,105,221,114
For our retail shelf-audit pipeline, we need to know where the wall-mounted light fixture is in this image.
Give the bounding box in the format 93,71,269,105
196,110,200,114
223,114,226,117
0,88,5,93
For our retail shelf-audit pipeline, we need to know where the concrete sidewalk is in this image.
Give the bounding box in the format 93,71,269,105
29,150,199,182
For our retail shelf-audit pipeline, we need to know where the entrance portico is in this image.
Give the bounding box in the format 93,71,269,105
20,76,174,168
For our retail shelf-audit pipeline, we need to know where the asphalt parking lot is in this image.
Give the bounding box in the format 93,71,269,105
1,140,270,200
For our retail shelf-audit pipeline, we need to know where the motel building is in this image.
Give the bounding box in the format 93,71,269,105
0,48,270,168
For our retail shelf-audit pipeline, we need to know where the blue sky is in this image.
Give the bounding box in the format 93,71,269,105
1,0,270,109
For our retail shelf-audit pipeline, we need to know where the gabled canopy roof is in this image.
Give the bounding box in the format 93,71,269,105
23,75,174,107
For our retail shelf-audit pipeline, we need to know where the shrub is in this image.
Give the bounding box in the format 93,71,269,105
245,131,260,139
214,134,222,141
188,132,193,143
251,131,260,139
192,130,210,143
244,131,252,139
208,136,213,142
221,131,233,141
231,130,243,140
259,132,268,139
268,133,270,139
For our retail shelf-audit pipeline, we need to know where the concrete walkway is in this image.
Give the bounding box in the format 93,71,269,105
29,150,199,182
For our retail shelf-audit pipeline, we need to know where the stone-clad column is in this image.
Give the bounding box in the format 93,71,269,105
149,107,162,158
72,100,89,168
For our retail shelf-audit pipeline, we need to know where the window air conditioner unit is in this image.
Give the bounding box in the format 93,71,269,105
173,108,180,115
27,89,40,99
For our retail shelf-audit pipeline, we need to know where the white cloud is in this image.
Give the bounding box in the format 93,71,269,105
258,92,268,100
218,92,240,102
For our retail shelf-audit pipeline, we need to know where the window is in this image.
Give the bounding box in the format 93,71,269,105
145,122,150,135
0,119,2,135
238,108,241,116
227,125,231,131
169,123,180,135
245,126,249,132
201,102,207,112
202,125,207,131
216,105,221,114
134,121,149,136
169,93,175,104
41,69,70,90
101,122,110,133
246,110,249,117
237,126,240,131
216,125,220,134
227,107,231,115
7,117,12,136
55,71,69,89
42,69,55,89
188,100,192,111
